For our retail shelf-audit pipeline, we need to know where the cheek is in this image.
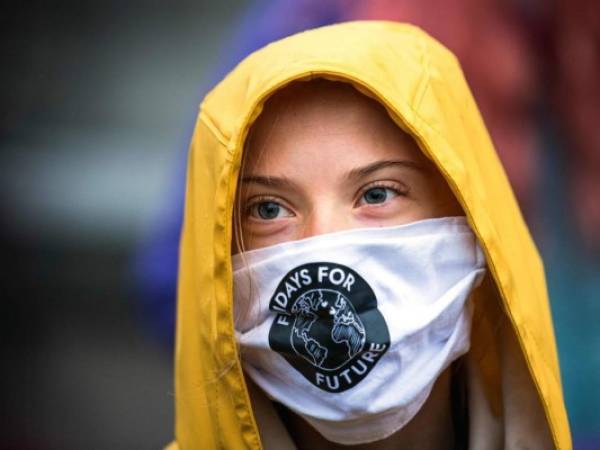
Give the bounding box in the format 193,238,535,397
353,199,423,227
241,220,299,250
415,177,462,218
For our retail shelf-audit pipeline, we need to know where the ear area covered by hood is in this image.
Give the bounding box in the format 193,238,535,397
170,21,571,449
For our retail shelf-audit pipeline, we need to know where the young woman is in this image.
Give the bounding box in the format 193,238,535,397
167,22,571,449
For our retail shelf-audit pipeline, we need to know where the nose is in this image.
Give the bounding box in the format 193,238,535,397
300,204,352,239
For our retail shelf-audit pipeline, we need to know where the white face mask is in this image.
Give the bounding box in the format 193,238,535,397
233,217,486,445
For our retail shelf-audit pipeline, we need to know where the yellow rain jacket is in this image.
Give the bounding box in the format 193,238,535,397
168,21,571,449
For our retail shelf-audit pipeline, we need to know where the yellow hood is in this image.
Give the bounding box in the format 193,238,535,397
169,21,571,449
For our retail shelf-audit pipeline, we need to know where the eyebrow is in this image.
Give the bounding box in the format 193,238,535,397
240,174,298,190
347,159,426,180
240,160,426,189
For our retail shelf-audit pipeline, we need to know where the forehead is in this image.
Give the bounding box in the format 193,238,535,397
245,80,428,173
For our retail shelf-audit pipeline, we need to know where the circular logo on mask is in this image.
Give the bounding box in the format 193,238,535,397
268,262,390,393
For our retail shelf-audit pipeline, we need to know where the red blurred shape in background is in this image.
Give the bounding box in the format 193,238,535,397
345,0,600,250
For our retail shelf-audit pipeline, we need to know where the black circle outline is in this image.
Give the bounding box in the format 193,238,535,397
268,262,390,393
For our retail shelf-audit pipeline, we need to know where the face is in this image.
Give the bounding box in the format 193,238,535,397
236,81,462,251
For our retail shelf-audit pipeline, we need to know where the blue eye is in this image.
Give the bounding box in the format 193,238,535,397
257,202,281,219
251,201,293,220
363,187,395,204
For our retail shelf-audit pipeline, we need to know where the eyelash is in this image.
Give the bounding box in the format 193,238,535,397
243,180,409,219
355,181,408,206
245,195,293,217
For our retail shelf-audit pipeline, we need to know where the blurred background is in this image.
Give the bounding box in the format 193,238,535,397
1,1,598,448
